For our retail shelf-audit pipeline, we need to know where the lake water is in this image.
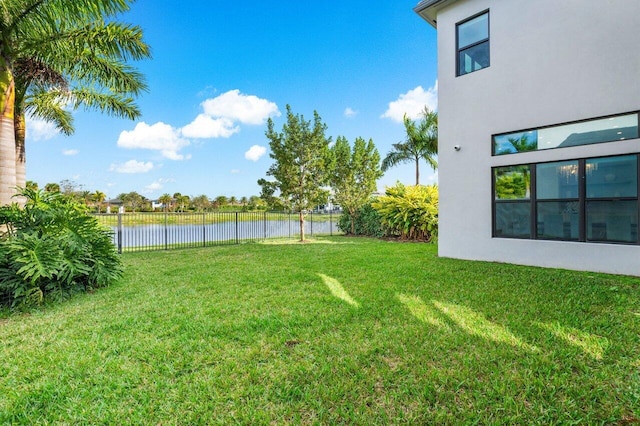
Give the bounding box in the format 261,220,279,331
110,218,338,251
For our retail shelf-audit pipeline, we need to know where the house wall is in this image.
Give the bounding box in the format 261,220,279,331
435,0,640,275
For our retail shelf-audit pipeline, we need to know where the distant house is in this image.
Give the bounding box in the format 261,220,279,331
414,0,640,275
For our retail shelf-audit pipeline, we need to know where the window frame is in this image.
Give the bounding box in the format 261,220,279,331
492,154,640,245
492,111,640,156
456,10,490,77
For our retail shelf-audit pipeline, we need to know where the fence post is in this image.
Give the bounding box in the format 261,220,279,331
310,211,313,236
117,212,123,254
202,212,206,247
235,212,239,245
264,211,267,240
164,212,168,251
330,209,333,236
288,212,291,239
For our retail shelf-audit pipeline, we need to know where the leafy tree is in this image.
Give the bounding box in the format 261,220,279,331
229,196,238,206
191,194,210,212
44,182,60,193
117,191,146,212
25,180,38,191
329,136,382,234
0,0,150,205
213,195,228,209
260,105,331,241
381,107,438,185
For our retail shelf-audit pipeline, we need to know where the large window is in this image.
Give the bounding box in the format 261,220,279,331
493,112,639,155
493,154,640,244
457,11,489,76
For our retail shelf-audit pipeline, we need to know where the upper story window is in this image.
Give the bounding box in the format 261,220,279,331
456,11,489,76
493,112,640,156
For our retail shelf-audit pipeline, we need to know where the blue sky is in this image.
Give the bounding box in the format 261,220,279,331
25,0,438,200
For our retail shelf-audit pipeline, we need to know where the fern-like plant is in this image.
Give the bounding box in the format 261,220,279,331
372,183,438,242
0,188,122,308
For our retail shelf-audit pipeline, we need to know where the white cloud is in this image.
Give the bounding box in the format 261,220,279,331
62,149,79,156
109,160,154,174
117,122,190,160
26,117,59,141
344,107,358,118
231,169,241,174
181,114,239,139
142,178,174,194
381,82,438,123
201,89,280,125
244,145,267,162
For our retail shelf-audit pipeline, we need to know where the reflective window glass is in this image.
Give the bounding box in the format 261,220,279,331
457,13,488,48
493,113,639,156
586,155,637,199
495,166,530,200
493,131,538,155
495,202,530,238
536,161,579,200
587,200,638,242
537,201,579,240
459,42,490,76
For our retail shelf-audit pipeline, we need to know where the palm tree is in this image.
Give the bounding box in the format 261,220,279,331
93,190,106,213
0,0,150,205
381,107,438,185
158,193,172,212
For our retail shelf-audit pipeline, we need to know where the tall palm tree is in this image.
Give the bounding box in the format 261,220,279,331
0,0,150,205
158,193,172,212
93,190,106,213
381,107,438,185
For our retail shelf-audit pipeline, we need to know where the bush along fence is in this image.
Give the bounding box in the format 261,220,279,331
91,211,340,253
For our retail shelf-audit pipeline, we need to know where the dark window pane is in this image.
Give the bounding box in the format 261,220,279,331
494,131,537,155
537,201,579,240
459,41,489,75
457,13,489,49
495,166,530,200
536,161,579,200
495,202,531,238
587,200,638,242
586,155,637,198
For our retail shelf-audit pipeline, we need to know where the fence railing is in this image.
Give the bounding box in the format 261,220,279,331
91,211,341,253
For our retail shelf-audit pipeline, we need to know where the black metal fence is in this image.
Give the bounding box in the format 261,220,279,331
92,211,341,253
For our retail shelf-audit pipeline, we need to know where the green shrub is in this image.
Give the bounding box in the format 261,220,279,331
372,183,438,242
0,188,122,308
337,202,385,237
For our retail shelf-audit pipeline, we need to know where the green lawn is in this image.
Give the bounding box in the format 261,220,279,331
1,237,638,424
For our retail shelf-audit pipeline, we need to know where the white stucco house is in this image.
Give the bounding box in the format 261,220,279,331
414,0,640,276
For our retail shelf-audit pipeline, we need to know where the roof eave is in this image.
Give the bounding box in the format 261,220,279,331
413,0,458,28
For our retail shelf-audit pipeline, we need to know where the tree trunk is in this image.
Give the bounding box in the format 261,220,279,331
0,60,16,206
415,157,420,186
299,210,305,242
15,113,25,190
14,113,25,205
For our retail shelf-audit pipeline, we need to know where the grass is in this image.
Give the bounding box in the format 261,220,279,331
1,236,639,424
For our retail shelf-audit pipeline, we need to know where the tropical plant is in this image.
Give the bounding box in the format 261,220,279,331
329,136,383,234
44,182,60,193
0,0,150,205
372,183,439,242
381,107,438,185
260,105,332,241
0,187,122,308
